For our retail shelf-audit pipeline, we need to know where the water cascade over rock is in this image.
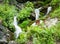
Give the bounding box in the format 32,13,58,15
13,16,22,38
31,6,58,28
45,6,52,16
32,7,43,26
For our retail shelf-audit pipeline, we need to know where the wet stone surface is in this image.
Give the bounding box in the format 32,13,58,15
0,24,14,44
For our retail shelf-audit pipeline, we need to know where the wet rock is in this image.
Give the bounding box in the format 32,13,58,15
0,26,8,44
44,17,58,28
0,36,7,44
0,24,14,44
8,41,17,44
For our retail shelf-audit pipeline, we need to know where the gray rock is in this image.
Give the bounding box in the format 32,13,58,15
0,24,14,44
44,17,58,28
8,41,17,44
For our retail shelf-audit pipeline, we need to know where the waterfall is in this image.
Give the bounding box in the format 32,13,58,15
46,6,52,15
13,16,22,38
35,9,40,20
35,7,42,20
13,16,17,25
32,7,42,26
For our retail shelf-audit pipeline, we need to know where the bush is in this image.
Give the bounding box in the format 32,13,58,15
16,26,56,44
51,0,60,6
19,19,31,28
54,22,60,40
18,7,33,20
0,1,34,32
0,4,17,32
17,1,34,21
50,7,60,18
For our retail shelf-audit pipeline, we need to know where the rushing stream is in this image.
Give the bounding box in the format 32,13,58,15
13,16,22,38
45,6,52,16
32,7,43,26
35,7,42,20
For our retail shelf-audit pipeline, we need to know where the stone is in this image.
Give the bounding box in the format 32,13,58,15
44,17,58,28
0,24,14,44
8,41,17,44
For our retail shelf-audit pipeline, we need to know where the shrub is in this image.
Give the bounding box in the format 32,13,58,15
51,0,60,6
19,19,31,28
50,7,60,19
16,26,56,44
17,1,34,21
0,4,17,32
0,1,34,32
18,7,33,20
54,22,60,40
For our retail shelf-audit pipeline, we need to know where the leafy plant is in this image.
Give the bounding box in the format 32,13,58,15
19,19,31,28
25,1,34,8
51,0,60,6
54,22,60,40
16,26,56,44
50,7,60,18
17,1,34,21
0,4,17,32
18,7,33,20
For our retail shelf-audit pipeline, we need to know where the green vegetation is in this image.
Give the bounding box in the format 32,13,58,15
0,4,16,32
0,1,34,31
17,26,56,44
0,0,60,44
18,2,34,20
50,7,60,18
17,23,60,44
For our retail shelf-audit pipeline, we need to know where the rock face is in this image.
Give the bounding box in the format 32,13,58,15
0,25,8,44
8,41,17,44
0,24,14,44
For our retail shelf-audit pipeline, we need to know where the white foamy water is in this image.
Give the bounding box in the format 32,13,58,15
13,16,17,25
35,9,40,20
35,7,42,20
32,7,43,26
46,6,52,15
13,16,22,38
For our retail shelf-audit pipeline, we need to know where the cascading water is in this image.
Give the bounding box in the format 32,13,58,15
46,6,52,15
35,7,42,20
32,7,43,26
13,16,18,25
13,16,22,38
35,8,40,20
